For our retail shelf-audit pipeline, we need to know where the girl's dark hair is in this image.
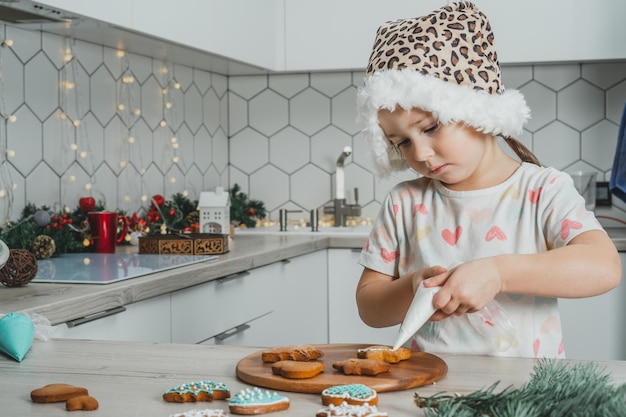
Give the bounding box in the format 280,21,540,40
503,136,541,166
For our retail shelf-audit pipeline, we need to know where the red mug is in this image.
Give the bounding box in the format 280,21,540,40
88,211,128,253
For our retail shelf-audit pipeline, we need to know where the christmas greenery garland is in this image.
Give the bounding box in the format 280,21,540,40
0,184,266,258
414,358,626,416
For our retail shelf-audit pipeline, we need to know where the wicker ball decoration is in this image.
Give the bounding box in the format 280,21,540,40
0,249,38,287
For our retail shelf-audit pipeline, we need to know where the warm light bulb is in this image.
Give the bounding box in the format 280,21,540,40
68,175,76,182
165,102,172,109
118,104,126,111
80,151,87,158
174,82,181,89
10,183,16,191
124,194,130,202
120,161,127,168
170,137,177,143
183,190,188,197
162,88,168,95
170,177,176,183
133,109,141,116
63,53,73,62
128,136,135,144
7,115,16,122
85,183,92,191
70,143,78,151
160,120,167,127
122,74,134,83
2,39,13,47
6,150,15,158
139,168,146,175
73,120,80,127
141,195,147,202
172,156,179,163
172,143,179,149
161,67,168,74
116,50,125,58
60,112,67,120
0,189,5,198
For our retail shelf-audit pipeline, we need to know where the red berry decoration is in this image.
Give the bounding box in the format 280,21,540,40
79,197,96,212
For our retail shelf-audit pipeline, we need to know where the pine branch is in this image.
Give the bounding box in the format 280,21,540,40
414,359,626,417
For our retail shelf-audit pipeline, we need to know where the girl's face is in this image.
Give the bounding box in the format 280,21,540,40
378,106,504,191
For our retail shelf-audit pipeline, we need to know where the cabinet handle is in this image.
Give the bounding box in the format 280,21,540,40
217,270,250,284
213,323,251,342
66,306,127,328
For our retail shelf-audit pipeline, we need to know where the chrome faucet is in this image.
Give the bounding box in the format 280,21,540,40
324,146,361,227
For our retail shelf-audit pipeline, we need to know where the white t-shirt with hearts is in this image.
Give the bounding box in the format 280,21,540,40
358,162,603,358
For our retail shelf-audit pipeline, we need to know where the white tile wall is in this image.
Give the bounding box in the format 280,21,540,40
0,24,625,227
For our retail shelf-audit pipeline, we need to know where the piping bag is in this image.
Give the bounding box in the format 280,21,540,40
392,282,441,351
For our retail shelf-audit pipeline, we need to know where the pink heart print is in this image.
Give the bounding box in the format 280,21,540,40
381,247,398,263
442,226,462,246
485,226,506,242
560,219,582,240
413,204,428,216
528,187,542,204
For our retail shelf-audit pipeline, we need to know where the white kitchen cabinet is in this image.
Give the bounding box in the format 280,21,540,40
559,252,626,361
202,250,329,346
171,263,278,344
52,293,171,342
328,248,399,344
284,0,626,71
173,250,328,346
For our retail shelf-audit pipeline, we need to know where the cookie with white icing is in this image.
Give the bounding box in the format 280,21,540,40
228,387,289,415
163,381,230,403
321,384,378,406
316,401,388,417
357,345,411,363
168,409,228,417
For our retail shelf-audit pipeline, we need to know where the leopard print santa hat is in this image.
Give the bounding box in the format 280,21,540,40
357,1,530,176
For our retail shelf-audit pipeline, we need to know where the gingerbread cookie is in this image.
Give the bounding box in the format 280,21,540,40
169,409,228,417
321,384,378,406
332,358,390,376
31,383,89,403
228,387,289,415
163,381,230,403
271,360,324,379
357,345,412,363
317,401,388,417
261,345,324,363
66,395,99,411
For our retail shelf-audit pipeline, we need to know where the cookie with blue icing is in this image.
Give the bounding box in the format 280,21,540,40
163,381,230,403
228,387,289,415
321,384,378,406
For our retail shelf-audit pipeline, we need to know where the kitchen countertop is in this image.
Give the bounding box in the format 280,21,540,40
4,338,626,417
1,228,625,327
0,234,366,326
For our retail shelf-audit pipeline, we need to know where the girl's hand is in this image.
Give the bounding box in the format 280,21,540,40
423,258,502,321
412,265,448,294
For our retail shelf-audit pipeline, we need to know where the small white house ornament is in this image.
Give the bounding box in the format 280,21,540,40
198,186,230,234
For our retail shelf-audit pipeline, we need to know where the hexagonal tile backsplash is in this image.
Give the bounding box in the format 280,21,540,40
1,24,626,227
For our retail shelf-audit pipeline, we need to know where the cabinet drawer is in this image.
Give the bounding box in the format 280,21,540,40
53,293,171,343
171,263,280,344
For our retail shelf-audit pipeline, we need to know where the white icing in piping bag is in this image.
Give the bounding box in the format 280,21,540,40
392,282,441,351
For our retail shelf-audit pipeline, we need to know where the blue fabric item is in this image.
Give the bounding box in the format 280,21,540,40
0,312,34,362
610,101,626,204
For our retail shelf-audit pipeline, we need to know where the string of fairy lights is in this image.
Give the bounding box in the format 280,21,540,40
0,31,195,228
0,35,17,226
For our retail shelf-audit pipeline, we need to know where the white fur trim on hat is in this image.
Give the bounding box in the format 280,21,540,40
357,69,531,177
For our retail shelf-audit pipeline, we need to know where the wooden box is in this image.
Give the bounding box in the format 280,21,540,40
138,234,229,255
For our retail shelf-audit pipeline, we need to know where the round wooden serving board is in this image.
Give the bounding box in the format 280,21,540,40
236,343,447,394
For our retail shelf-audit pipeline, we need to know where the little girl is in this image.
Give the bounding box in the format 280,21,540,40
355,1,621,358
